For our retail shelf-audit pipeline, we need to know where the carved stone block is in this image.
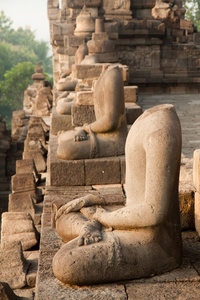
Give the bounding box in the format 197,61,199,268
11,173,36,194
8,193,35,219
0,241,28,289
1,212,39,251
125,103,142,124
85,157,121,185
72,105,95,126
76,91,94,106
124,86,138,103
50,143,85,186
51,107,73,135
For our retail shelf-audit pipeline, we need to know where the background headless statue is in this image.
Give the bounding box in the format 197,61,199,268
53,104,182,285
57,65,127,160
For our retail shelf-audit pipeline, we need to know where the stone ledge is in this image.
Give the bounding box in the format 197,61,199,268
125,103,143,124
49,137,125,186
36,188,200,300
72,103,142,126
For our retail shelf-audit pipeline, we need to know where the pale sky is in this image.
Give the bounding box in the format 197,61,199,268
0,0,51,42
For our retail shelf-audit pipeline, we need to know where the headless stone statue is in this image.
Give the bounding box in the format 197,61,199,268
53,104,182,285
57,65,128,160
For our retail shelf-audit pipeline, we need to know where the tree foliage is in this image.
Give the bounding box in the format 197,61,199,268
0,11,53,126
182,0,200,31
0,62,35,111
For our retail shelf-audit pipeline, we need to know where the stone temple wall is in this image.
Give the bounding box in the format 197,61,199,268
48,0,200,93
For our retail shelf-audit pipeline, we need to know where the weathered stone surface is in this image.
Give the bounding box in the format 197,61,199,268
126,282,200,299
74,6,95,38
193,32,200,44
23,151,46,173
14,288,35,299
124,86,138,103
72,105,95,126
125,103,142,124
91,184,124,196
75,43,89,64
94,52,118,63
50,158,85,186
51,107,73,136
67,0,101,8
16,159,40,182
29,116,50,132
11,173,36,194
27,123,46,142
8,193,35,219
119,156,126,184
56,97,75,115
49,140,85,186
76,91,94,106
1,212,39,251
85,157,121,185
152,1,171,20
0,241,28,289
12,110,28,142
0,282,19,300
64,36,85,48
72,64,106,80
24,251,39,288
87,38,115,54
34,80,53,117
56,78,77,91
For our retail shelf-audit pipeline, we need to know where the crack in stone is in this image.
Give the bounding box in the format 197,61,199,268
124,284,128,300
191,260,200,277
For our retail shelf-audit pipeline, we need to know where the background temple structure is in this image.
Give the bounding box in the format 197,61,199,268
1,0,200,299
48,0,200,92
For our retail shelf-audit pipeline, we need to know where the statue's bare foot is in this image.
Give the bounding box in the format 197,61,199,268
78,220,102,247
74,129,88,142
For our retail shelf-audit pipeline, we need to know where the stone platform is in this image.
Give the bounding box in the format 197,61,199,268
35,94,200,299
35,182,200,300
49,136,125,186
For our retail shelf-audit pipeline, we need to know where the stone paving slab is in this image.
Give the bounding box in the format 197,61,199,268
138,94,200,159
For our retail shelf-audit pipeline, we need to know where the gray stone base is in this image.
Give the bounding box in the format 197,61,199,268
49,136,125,186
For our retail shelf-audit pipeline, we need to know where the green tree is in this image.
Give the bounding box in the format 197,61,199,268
182,0,200,31
0,11,53,77
0,11,53,127
0,10,13,40
0,62,35,111
0,42,37,81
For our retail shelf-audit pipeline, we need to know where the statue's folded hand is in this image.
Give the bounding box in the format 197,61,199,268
55,198,86,220
55,195,106,221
